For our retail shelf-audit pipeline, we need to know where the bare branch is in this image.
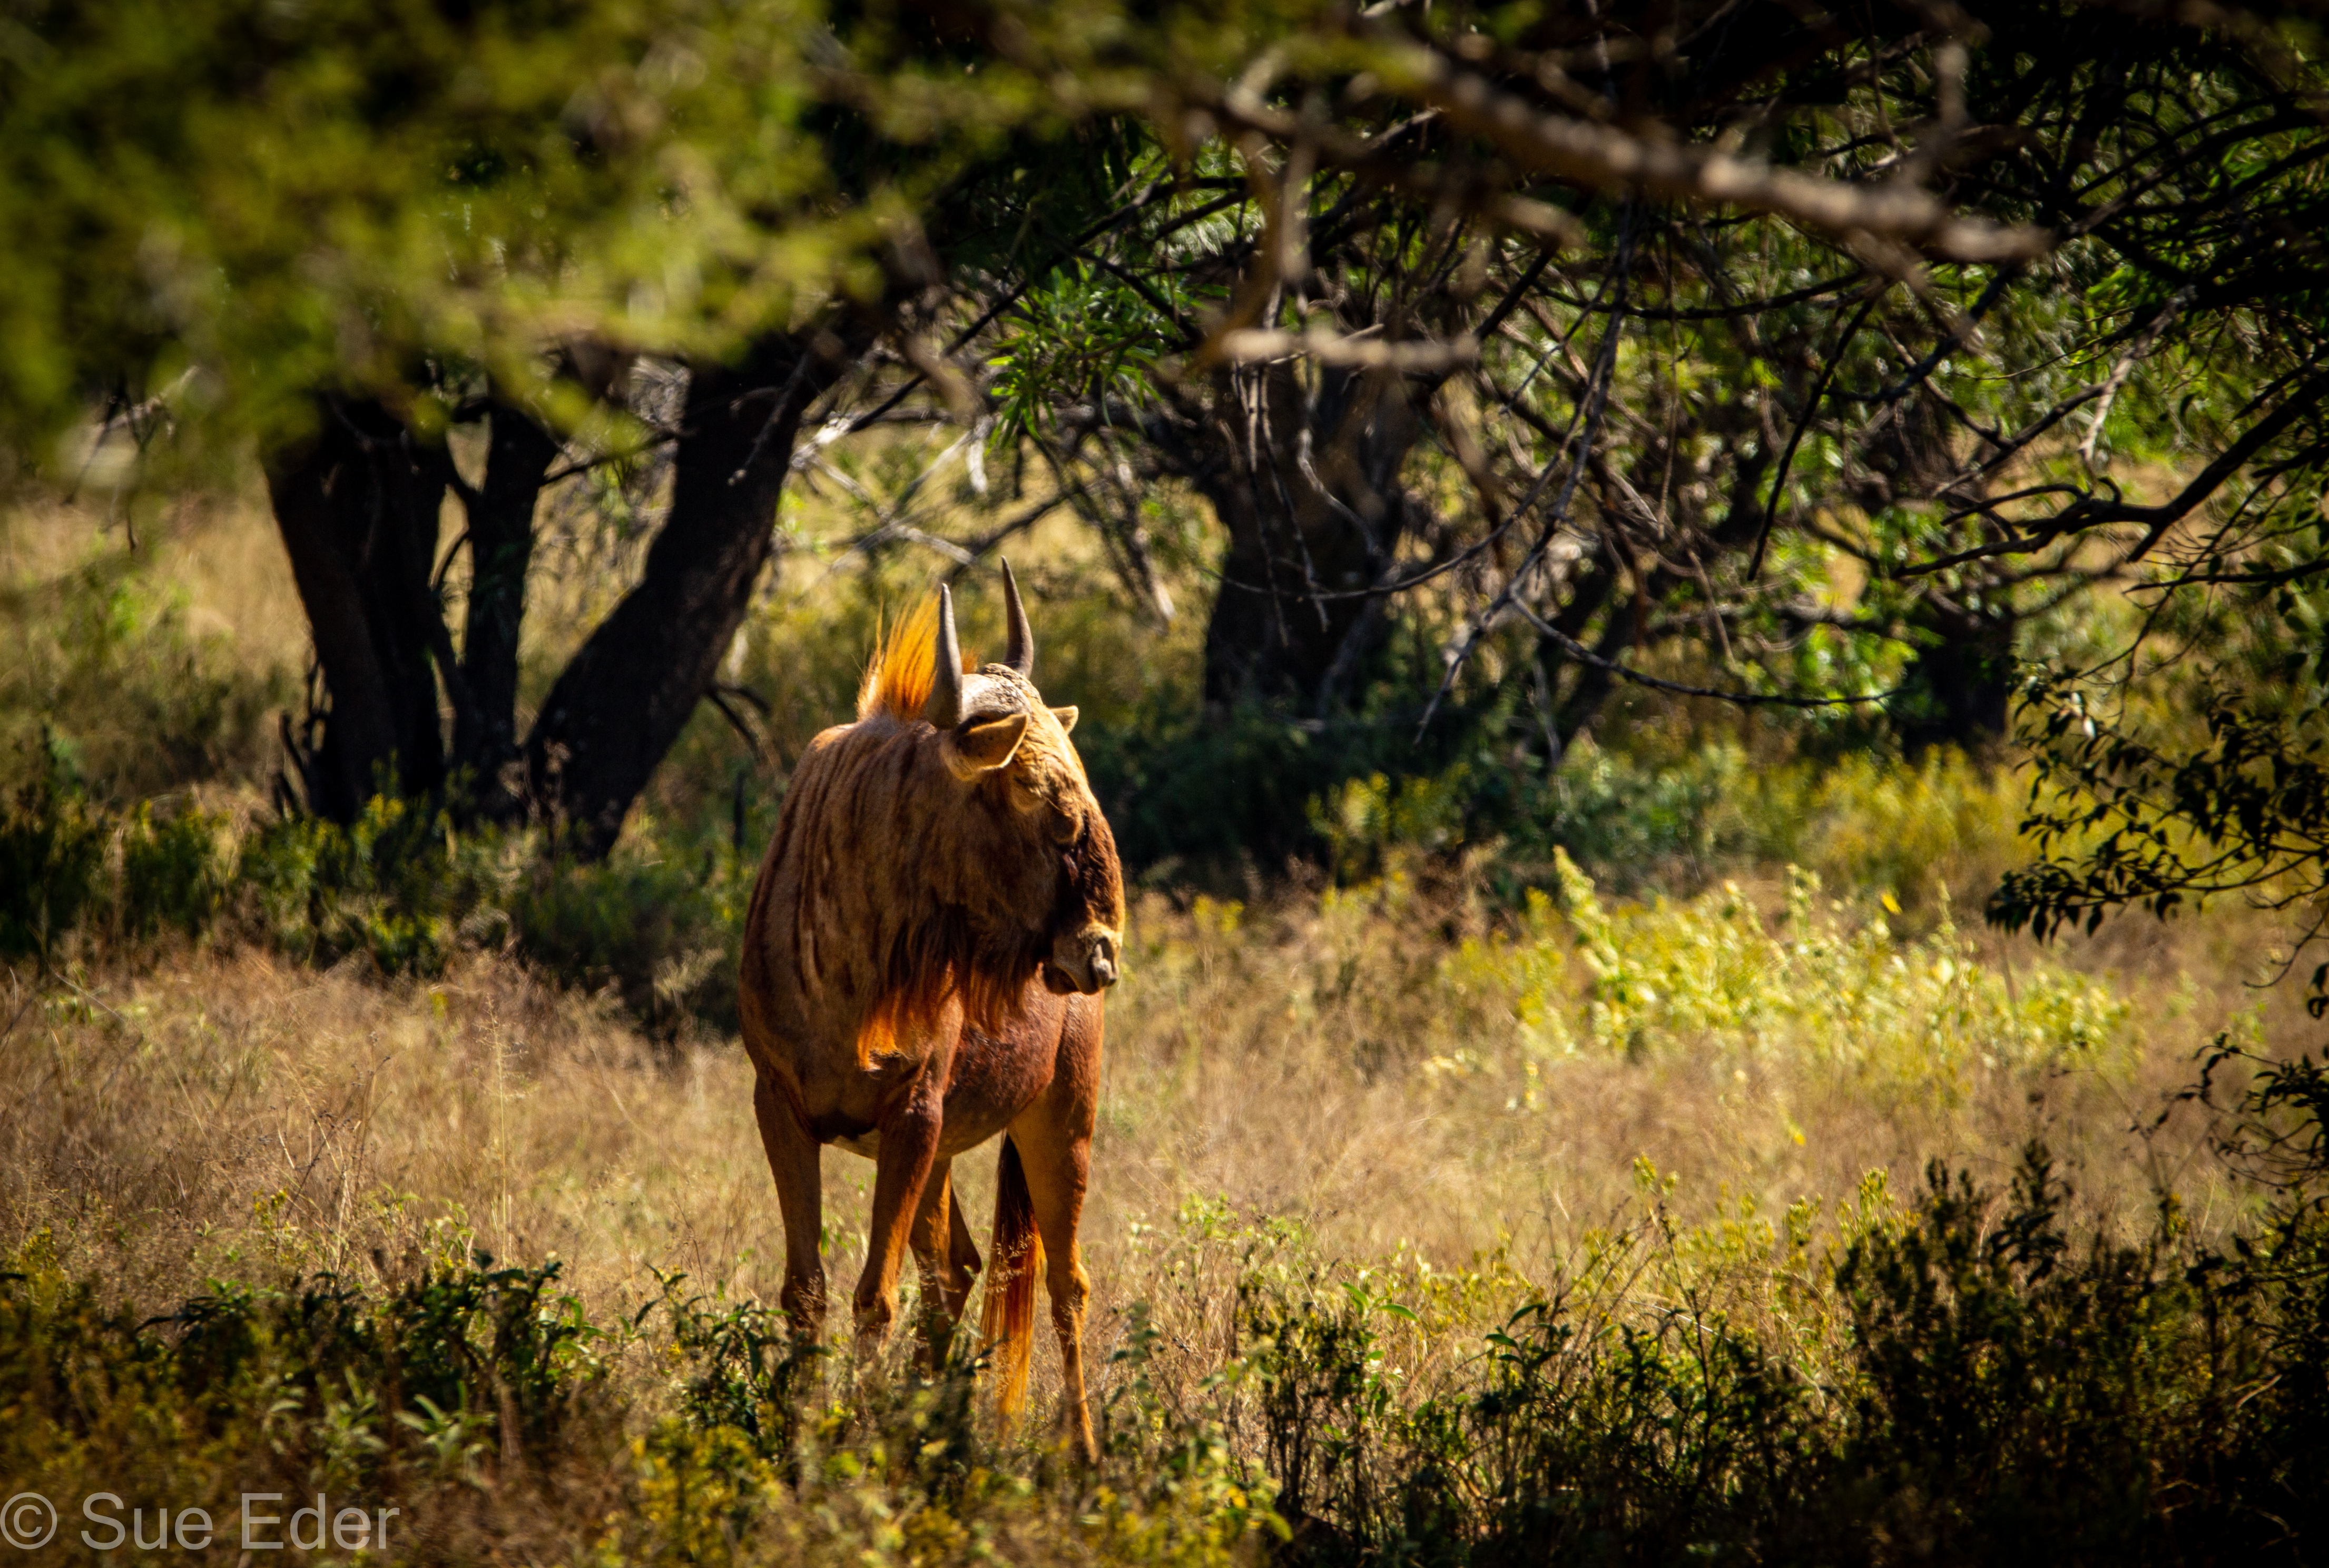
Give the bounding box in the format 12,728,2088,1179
1212,328,1481,371
1372,43,2051,263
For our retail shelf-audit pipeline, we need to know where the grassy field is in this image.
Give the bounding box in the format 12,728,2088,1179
6,490,2329,1562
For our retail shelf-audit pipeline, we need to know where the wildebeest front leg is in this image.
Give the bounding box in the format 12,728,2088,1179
753,1073,826,1338
855,1076,944,1352
907,1162,981,1370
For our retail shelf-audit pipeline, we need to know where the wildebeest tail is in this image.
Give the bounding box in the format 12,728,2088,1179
981,1133,1043,1418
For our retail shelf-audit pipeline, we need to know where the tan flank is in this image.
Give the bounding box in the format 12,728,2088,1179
737,561,1125,1461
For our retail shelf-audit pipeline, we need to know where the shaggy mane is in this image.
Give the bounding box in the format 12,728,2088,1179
858,596,976,722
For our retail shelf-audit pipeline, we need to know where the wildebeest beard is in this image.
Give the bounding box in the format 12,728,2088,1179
1039,819,1121,995
859,812,1122,1057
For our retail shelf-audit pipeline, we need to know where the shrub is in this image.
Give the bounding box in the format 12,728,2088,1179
1435,852,2129,1104
0,1242,622,1563
507,826,753,1034
1831,1150,2195,1561
0,552,290,804
0,773,753,1032
238,796,521,977
116,800,234,940
0,1239,1282,1568
1297,738,2029,917
0,765,105,961
1233,1133,2329,1566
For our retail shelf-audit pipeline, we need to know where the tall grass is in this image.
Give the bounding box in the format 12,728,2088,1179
3,914,2323,1561
9,486,2329,1559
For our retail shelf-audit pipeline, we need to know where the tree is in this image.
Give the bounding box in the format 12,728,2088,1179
18,0,2323,885
935,0,2329,863
0,0,1041,853
522,331,861,854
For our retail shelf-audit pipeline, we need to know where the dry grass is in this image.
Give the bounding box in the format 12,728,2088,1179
5,469,2317,1444
3,855,2304,1437
0,492,304,667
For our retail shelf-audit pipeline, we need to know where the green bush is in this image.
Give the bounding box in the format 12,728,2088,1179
0,772,754,1031
1831,1151,2192,1561
1308,739,2028,920
0,1240,1278,1567
0,556,290,804
508,828,753,1034
1436,853,2129,1099
1233,1136,2329,1565
0,1244,621,1562
0,744,235,960
0,766,105,961
238,795,520,977
116,800,234,941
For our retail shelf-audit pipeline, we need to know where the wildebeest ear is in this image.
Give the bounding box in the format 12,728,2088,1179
947,711,1029,776
1050,705,1078,734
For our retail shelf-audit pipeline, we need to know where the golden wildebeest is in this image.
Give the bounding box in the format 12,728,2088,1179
738,563,1124,1459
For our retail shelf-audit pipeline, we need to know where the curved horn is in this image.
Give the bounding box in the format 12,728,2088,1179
1001,558,1035,678
925,585,964,729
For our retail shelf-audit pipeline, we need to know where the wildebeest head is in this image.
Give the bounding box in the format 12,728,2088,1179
903,564,1125,999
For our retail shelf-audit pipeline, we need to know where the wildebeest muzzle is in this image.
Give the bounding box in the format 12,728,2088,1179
1045,926,1120,995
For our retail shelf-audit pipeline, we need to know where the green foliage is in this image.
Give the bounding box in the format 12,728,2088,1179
1308,737,2028,922
1833,1150,2189,1560
239,795,520,977
1092,701,1417,873
1435,853,2127,1107
0,528,296,806
1085,677,1528,876
229,796,760,1029
1998,677,2329,1014
0,1238,1282,1567
508,825,755,1032
987,259,1185,450
116,800,233,940
0,746,234,960
0,773,756,1031
1230,1129,2329,1565
0,0,957,465
0,1244,614,1545
0,757,106,961
653,1275,821,1462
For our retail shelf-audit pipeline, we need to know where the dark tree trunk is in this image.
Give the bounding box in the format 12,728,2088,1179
1161,362,1426,714
525,330,846,857
1893,607,2017,756
1540,558,1626,753
265,333,847,855
264,395,457,822
455,396,559,819
1531,450,1772,756
1868,387,2016,754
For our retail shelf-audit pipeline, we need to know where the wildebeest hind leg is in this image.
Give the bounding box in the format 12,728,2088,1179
948,1187,983,1291
908,1161,979,1370
752,1073,826,1339
1013,1112,1096,1464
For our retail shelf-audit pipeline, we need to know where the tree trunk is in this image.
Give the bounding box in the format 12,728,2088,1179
1540,557,1626,754
1531,450,1772,757
1161,361,1426,713
264,395,457,822
525,330,845,857
455,396,559,820
1892,606,2016,756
